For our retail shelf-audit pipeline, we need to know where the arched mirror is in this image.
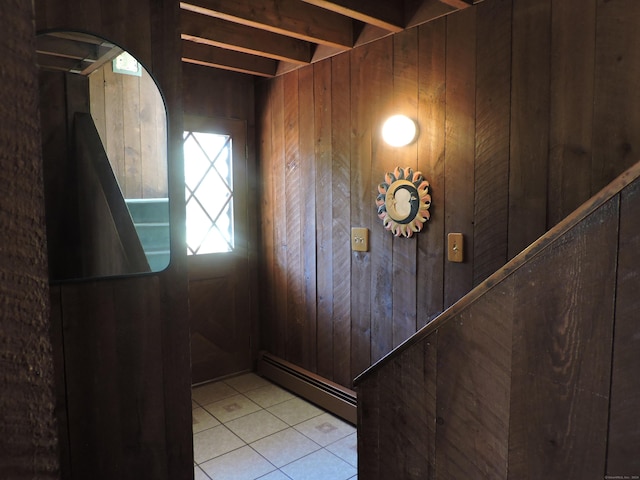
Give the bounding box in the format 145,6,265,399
36,31,170,281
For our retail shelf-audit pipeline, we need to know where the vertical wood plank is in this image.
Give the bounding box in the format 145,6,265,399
508,0,551,258
331,53,352,386
314,59,334,379
284,70,304,365
122,73,142,197
350,42,373,379
104,66,126,189
547,0,596,228
379,340,437,479
508,199,618,479
547,0,596,227
473,0,512,286
271,76,288,359
607,181,640,474
444,8,476,307
592,0,640,192
298,65,317,373
257,80,276,354
391,28,419,348
368,36,394,363
357,372,381,480
436,289,512,479
417,18,446,328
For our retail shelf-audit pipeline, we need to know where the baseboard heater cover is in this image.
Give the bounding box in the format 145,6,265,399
257,351,357,425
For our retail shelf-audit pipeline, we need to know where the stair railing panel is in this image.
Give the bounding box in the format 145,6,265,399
355,160,640,479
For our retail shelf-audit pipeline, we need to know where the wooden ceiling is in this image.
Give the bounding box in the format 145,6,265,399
180,0,482,77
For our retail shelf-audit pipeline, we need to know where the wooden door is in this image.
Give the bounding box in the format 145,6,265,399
184,115,252,384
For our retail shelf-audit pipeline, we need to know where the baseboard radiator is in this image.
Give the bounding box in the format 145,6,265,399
257,351,357,425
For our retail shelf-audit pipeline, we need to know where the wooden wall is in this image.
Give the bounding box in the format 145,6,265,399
256,0,640,387
0,1,59,478
36,2,192,480
90,65,168,198
355,162,640,479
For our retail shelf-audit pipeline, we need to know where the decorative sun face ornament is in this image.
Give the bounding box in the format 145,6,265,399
376,167,431,238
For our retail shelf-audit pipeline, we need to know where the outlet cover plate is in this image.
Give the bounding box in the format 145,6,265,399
351,227,369,252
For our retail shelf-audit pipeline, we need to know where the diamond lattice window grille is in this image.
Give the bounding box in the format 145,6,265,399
183,131,234,255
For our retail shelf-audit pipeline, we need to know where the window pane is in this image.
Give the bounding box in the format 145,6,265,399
184,131,234,254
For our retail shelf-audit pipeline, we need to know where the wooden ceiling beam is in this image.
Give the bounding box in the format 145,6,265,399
180,0,354,49
182,40,277,77
299,0,404,32
181,9,312,64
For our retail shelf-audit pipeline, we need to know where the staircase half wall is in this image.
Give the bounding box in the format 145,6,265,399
354,160,640,479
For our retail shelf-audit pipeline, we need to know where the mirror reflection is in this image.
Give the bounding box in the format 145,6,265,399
37,31,170,281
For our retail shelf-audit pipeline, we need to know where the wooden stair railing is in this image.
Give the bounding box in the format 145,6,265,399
354,160,640,479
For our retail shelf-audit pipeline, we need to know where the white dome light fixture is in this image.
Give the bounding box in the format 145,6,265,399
382,115,417,147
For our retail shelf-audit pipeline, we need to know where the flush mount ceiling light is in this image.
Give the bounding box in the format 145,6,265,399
381,115,417,147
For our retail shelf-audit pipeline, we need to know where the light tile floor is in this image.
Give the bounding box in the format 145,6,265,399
193,373,358,480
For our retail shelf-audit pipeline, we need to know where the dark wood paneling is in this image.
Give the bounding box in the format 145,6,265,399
271,75,288,359
472,0,511,286
356,163,640,480
257,1,640,393
331,52,352,387
508,199,619,479
391,28,419,348
378,340,437,479
436,288,512,478
592,0,640,193
416,18,446,328
367,37,394,365
443,7,476,307
314,58,334,379
283,70,305,366
508,0,551,259
547,0,596,227
257,80,276,354
298,64,318,373
37,1,191,479
349,41,373,379
607,180,640,474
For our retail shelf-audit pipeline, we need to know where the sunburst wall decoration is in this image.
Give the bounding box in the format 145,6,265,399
376,167,431,238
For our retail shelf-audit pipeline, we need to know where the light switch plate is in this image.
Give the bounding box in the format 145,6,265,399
448,233,464,262
351,227,369,252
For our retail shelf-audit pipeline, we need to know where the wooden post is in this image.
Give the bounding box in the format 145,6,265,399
0,0,59,478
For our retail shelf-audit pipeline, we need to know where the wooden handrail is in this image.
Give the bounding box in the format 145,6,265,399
354,158,640,385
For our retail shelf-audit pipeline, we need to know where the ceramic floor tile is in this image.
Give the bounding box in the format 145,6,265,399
193,407,221,433
326,432,357,467
294,413,356,447
280,449,356,480
267,397,323,426
243,384,295,408
250,427,321,468
200,446,275,480
193,382,239,406
193,400,200,409
203,394,262,423
225,410,289,443
194,464,210,480
255,470,292,480
193,424,246,464
224,373,271,393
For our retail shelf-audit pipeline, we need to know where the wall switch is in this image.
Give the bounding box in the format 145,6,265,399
351,227,369,252
448,233,464,262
